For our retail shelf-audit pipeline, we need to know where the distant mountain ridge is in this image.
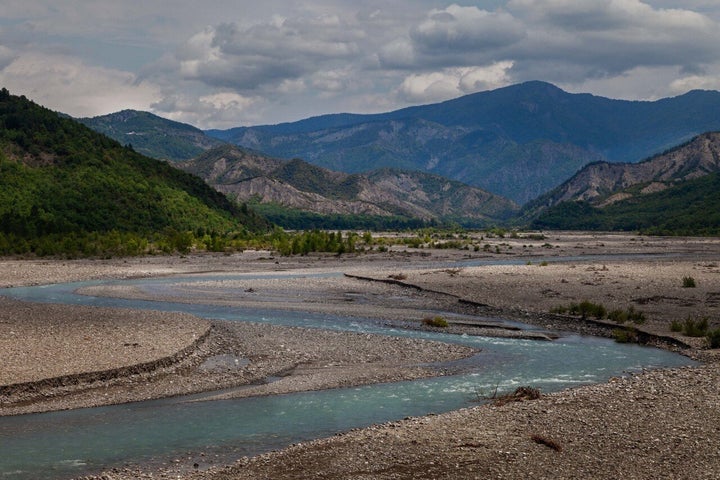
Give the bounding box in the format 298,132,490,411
206,81,720,204
79,110,225,161
179,145,518,225
523,131,720,218
525,132,720,234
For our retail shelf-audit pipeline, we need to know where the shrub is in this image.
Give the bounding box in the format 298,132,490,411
613,327,638,343
682,276,697,288
570,300,607,319
608,309,627,323
707,328,720,348
670,319,683,332
607,306,646,325
683,316,709,337
423,316,449,328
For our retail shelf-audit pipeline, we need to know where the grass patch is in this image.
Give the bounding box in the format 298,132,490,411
423,316,449,328
560,300,607,319
682,276,697,288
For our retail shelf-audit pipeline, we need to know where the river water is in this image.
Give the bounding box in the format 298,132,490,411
0,273,696,479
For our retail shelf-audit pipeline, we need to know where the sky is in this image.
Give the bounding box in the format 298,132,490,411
1,1,720,129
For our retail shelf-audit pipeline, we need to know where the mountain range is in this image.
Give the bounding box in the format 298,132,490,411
178,145,518,227
206,81,720,204
75,82,720,235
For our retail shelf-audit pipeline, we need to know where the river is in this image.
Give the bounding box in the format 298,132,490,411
0,272,696,479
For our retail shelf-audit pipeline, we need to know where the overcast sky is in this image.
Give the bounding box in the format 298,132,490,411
2,1,720,129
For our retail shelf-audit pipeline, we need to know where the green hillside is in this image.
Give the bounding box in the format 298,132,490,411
531,173,720,235
79,110,225,161
0,88,269,256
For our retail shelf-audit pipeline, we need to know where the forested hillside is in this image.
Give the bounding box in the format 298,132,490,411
532,172,720,235
0,88,269,256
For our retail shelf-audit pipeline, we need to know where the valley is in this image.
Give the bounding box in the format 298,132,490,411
1,234,719,479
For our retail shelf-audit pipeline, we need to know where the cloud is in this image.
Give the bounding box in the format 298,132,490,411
150,91,263,128
410,5,526,54
506,0,720,75
669,72,720,94
0,52,160,116
0,46,17,70
4,1,720,128
397,62,515,103
168,14,365,92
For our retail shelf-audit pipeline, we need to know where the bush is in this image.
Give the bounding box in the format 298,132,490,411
609,306,647,324
707,328,720,348
613,327,638,343
423,316,449,328
682,276,697,288
683,316,709,337
670,319,683,332
569,300,607,319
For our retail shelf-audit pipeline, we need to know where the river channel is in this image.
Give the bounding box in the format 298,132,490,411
0,272,696,479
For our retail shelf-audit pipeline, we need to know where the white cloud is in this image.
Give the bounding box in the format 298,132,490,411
0,52,160,117
669,73,720,95
150,91,264,129
398,62,515,103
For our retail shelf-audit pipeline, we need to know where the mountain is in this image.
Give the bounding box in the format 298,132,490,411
0,88,269,252
526,132,720,234
179,145,518,227
79,110,225,162
530,172,720,235
522,132,720,218
206,81,720,204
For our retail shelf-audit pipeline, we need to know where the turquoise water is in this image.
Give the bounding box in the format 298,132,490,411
0,274,696,479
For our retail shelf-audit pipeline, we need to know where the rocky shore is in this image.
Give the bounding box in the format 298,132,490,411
1,233,719,479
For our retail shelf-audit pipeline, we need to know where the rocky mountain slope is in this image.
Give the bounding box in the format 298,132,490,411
179,145,518,224
207,81,720,204
523,132,720,215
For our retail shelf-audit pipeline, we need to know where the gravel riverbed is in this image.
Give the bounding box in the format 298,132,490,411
1,233,719,479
